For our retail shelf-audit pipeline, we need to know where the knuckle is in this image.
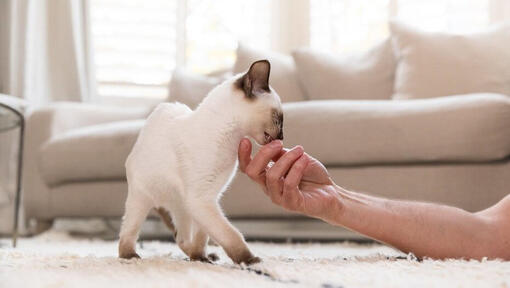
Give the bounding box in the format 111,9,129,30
285,197,295,209
292,146,304,155
283,198,296,210
266,172,279,184
283,179,295,191
245,166,256,178
295,161,306,170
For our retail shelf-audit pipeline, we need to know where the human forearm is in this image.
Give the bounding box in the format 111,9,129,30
328,186,497,260
238,141,509,260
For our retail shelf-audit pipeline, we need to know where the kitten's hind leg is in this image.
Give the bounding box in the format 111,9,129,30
190,201,260,265
172,210,194,257
155,207,175,234
189,226,218,263
118,190,152,259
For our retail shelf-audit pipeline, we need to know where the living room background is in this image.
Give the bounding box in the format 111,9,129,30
90,0,510,100
2,1,510,285
1,0,510,104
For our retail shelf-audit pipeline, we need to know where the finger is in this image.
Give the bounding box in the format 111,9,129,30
266,146,304,188
238,138,252,173
271,148,288,162
282,155,309,211
268,178,284,206
265,146,304,202
283,154,309,196
245,140,283,183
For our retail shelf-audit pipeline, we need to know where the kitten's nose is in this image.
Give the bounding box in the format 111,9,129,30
276,129,283,140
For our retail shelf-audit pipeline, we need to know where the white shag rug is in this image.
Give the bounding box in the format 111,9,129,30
1,231,509,288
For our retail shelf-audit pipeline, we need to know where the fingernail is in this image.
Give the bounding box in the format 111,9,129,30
294,145,304,154
271,140,283,148
241,140,248,150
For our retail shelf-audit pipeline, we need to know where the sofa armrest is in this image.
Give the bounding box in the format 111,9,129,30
22,102,151,220
30,102,151,136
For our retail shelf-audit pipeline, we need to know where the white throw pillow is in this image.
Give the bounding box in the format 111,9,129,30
292,39,396,100
168,69,226,109
391,22,510,99
233,44,306,102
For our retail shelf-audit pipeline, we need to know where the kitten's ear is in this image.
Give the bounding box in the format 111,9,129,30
237,60,271,99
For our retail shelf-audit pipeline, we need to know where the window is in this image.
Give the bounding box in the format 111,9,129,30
185,0,271,74
91,0,504,99
90,0,177,98
310,0,391,53
310,0,493,53
90,0,270,99
396,0,489,33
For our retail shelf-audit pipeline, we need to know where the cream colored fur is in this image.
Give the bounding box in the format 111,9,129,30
118,61,283,265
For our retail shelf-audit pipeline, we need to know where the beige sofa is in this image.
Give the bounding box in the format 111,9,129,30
22,94,510,237
22,23,510,239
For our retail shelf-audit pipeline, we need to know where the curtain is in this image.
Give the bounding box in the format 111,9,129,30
0,0,96,104
0,0,95,234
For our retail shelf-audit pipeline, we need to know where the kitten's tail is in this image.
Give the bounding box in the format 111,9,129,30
155,207,176,234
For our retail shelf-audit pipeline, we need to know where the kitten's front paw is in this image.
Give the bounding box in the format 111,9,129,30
242,256,262,265
190,253,219,263
190,255,213,264
119,252,141,260
233,251,262,265
208,253,219,262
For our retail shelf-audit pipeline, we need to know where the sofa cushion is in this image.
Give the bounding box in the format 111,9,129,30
39,120,144,186
391,22,510,100
39,94,510,186
233,44,306,103
292,39,396,100
284,93,510,166
168,69,227,110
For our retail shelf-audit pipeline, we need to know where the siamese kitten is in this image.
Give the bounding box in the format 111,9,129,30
118,60,283,265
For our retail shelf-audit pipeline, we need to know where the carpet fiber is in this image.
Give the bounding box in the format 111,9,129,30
1,231,509,288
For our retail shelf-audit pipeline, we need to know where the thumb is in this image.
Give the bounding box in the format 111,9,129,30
238,138,252,172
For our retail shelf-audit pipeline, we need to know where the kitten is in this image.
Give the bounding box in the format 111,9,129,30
118,60,283,265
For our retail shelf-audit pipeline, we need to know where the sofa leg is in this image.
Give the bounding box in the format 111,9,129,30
34,219,54,235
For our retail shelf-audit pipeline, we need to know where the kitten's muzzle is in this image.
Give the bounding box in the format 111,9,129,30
264,127,283,144
264,132,273,144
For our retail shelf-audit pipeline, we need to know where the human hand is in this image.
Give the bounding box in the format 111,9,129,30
238,138,342,223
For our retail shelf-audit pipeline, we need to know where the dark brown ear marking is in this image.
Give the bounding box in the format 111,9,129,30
235,60,271,99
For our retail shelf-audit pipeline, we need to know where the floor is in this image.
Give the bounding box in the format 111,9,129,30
1,230,509,288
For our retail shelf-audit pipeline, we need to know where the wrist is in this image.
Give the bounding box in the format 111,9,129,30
319,184,347,225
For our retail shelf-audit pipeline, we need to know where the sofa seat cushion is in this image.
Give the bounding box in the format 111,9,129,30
39,93,510,186
39,120,144,186
284,93,510,166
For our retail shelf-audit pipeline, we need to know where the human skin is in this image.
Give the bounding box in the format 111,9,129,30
238,138,510,260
